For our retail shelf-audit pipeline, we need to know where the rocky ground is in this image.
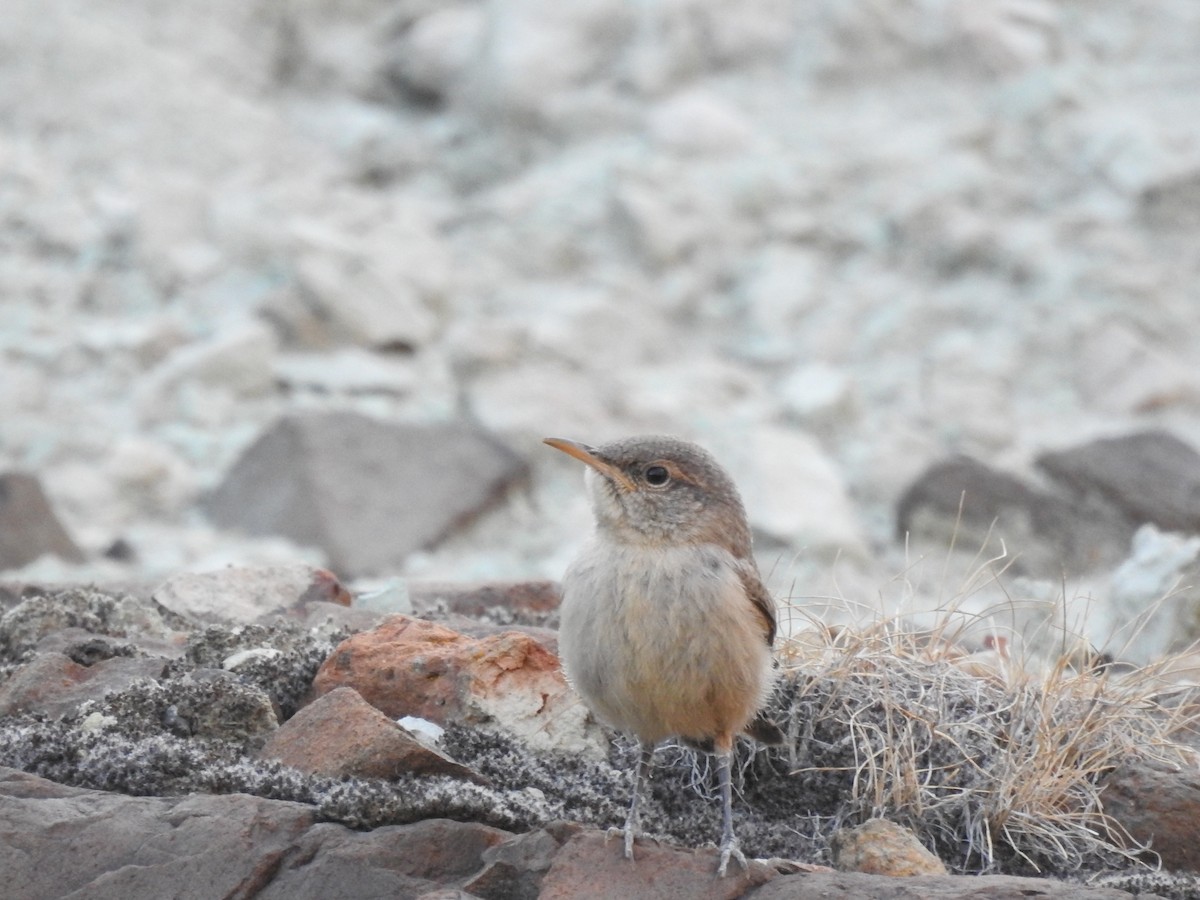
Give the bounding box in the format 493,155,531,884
5,0,1200,897
1,571,1199,899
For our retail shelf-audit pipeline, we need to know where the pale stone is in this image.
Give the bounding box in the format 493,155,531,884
647,89,757,156
710,426,866,556
1075,320,1200,414
777,363,857,426
385,5,486,102
1107,525,1200,665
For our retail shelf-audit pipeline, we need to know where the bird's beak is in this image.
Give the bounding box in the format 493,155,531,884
543,438,636,492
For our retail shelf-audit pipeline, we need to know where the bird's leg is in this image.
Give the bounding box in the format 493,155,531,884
622,742,655,859
716,741,747,876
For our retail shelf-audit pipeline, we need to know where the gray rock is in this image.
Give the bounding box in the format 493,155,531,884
0,767,516,900
1037,431,1200,534
747,871,1156,900
0,587,175,661
0,472,85,570
202,413,528,577
896,455,1130,576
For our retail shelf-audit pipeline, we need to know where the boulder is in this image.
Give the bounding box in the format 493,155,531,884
538,829,777,900
202,413,528,576
0,472,85,570
1037,431,1200,535
259,686,482,782
1100,760,1200,873
0,767,518,900
896,455,1129,576
151,564,351,625
313,615,601,754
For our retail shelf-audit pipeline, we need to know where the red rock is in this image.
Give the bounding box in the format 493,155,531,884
313,615,602,754
537,829,777,899
0,652,91,716
830,818,947,876
259,686,482,782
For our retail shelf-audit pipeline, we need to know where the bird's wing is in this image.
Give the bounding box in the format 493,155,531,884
735,561,777,647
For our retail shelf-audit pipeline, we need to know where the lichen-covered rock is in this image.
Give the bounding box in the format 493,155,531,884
0,587,176,662
831,819,948,877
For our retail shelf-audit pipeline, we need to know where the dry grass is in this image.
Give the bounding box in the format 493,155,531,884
769,550,1200,876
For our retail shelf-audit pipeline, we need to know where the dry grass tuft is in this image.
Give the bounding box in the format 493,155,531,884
769,562,1200,876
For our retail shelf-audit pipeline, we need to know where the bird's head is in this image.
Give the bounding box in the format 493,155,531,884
544,435,752,556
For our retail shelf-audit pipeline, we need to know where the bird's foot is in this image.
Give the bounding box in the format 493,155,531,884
717,836,747,877
603,825,637,859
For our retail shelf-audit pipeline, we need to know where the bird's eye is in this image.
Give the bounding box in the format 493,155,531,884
644,465,670,486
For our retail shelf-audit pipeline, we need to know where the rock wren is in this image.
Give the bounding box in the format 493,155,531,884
545,435,781,875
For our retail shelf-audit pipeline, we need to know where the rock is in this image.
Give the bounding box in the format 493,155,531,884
896,455,1130,576
272,348,416,396
610,175,703,268
0,767,519,900
537,828,778,900
288,211,444,351
463,825,574,900
1106,525,1200,664
409,580,561,619
379,5,486,106
830,818,947,876
0,587,175,661
99,670,280,747
313,615,601,754
151,564,352,624
0,472,85,570
1100,760,1200,873
466,0,634,129
647,89,758,157
0,652,167,718
264,818,514,900
710,426,866,556
105,437,197,517
1075,321,1200,414
1140,164,1200,233
776,362,857,428
259,686,482,782
1037,431,1200,535
819,0,1061,79
729,246,823,363
202,413,528,577
135,319,278,415
748,870,1150,899
0,767,315,900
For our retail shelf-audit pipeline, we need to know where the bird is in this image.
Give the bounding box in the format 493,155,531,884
544,434,781,876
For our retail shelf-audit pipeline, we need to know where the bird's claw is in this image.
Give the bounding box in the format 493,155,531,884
717,837,747,877
603,825,637,859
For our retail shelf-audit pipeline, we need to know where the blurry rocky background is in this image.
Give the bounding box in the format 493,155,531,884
5,0,1200,665
8,3,1200,896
